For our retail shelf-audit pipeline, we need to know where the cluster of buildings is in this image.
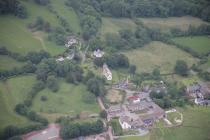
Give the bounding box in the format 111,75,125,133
103,64,112,81
186,82,210,105
107,90,165,131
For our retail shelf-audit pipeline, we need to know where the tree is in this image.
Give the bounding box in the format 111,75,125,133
2,125,20,140
94,57,105,67
40,96,47,101
132,75,142,88
129,65,136,76
46,75,59,92
34,0,50,5
100,110,107,119
0,0,27,18
84,71,95,83
15,104,28,116
87,77,106,96
174,60,188,76
26,50,50,64
152,68,160,80
60,123,80,139
36,63,50,81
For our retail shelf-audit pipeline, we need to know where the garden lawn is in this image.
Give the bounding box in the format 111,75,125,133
172,36,210,55
0,75,36,131
101,17,137,37
32,82,100,115
150,106,210,140
122,41,198,73
139,16,209,32
0,55,26,71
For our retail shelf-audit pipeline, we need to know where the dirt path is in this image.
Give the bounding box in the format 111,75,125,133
97,97,106,110
32,31,47,51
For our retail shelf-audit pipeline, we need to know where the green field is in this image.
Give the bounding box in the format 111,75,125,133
172,36,210,55
101,17,137,36
0,0,81,55
0,55,26,71
118,106,210,140
119,135,150,140
150,106,210,140
139,16,209,32
50,0,81,34
0,75,36,131
32,81,100,115
122,41,198,73
200,57,210,71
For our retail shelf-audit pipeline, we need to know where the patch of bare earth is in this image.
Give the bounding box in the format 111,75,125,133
106,89,123,103
32,31,47,50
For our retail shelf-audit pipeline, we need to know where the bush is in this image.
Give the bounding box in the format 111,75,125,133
174,60,188,76
100,110,107,119
40,96,47,101
46,75,59,92
34,0,50,5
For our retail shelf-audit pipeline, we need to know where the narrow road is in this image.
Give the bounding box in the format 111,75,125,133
108,126,114,140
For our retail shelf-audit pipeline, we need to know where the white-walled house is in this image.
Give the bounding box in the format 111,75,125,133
93,49,104,58
119,116,144,130
103,64,112,80
119,116,132,129
56,57,65,62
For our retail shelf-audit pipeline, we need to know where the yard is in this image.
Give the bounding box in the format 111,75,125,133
166,112,182,125
150,106,210,140
138,16,209,32
122,41,198,74
172,36,210,55
106,89,125,104
32,82,100,116
0,75,36,131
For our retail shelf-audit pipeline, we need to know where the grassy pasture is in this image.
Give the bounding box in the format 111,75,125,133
101,17,137,36
172,36,210,55
119,135,150,140
138,16,209,31
122,41,198,74
150,106,210,140
0,75,36,131
0,55,26,71
0,0,81,55
200,57,210,71
50,0,81,34
32,82,100,115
